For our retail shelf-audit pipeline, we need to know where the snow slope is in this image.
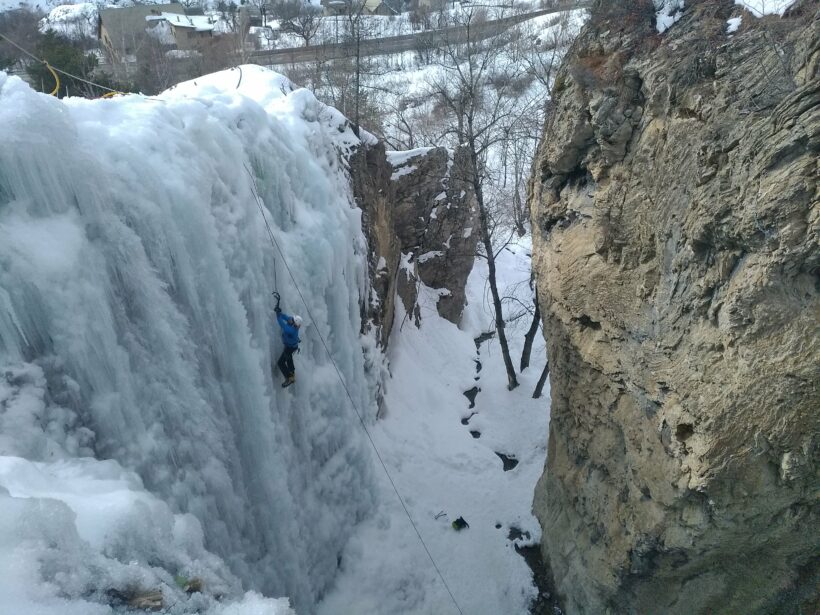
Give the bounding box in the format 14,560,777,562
0,65,378,613
318,237,551,614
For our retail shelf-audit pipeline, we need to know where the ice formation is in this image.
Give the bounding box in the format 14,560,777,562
0,66,379,613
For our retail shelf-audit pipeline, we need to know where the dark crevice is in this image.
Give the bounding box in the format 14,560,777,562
464,386,480,408
675,423,694,442
574,314,602,330
515,543,565,615
495,452,519,471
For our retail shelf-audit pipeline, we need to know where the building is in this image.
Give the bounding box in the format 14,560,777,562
321,0,349,16
157,12,217,50
364,0,398,15
98,3,185,63
320,0,399,16
239,5,263,28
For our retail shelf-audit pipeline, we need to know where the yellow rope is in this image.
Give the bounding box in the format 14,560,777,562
44,61,60,96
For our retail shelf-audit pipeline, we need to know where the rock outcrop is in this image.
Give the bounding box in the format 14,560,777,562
387,146,478,325
350,139,401,347
351,143,478,343
529,2,819,614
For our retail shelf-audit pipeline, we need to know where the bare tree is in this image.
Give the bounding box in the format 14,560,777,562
341,0,372,135
0,8,43,71
532,360,549,399
520,288,541,371
275,0,323,46
216,0,241,33
518,12,570,91
427,5,531,390
381,95,421,149
135,34,178,93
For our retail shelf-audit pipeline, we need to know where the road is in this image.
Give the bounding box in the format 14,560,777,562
247,2,589,66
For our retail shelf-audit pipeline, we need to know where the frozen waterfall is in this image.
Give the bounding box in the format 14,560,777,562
0,66,380,614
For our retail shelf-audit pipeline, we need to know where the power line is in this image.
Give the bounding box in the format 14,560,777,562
244,163,464,615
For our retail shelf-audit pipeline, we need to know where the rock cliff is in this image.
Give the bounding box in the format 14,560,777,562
351,143,478,344
351,139,401,347
528,1,819,613
387,147,479,325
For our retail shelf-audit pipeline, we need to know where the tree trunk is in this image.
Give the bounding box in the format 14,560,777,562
353,31,361,136
532,360,549,399
520,289,540,372
472,156,518,390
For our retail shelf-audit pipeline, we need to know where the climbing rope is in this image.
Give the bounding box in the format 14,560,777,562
44,61,60,96
244,164,465,615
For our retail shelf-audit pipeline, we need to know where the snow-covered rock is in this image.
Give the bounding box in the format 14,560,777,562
653,0,684,33
734,0,798,17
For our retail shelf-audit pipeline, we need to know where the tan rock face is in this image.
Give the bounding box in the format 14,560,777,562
529,2,819,614
350,140,400,347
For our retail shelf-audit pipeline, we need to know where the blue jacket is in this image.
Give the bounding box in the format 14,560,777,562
277,312,300,348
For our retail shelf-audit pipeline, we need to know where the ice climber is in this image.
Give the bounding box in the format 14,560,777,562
273,292,302,388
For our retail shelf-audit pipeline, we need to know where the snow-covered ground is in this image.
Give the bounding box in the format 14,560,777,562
318,238,550,615
299,7,587,149
1,0,180,12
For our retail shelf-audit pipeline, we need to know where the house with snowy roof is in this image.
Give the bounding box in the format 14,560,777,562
363,0,399,15
158,12,218,49
98,3,185,63
319,0,397,16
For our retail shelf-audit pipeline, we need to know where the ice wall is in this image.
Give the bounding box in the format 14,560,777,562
0,66,378,613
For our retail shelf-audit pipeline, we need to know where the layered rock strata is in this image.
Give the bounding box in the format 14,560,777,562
529,2,819,613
